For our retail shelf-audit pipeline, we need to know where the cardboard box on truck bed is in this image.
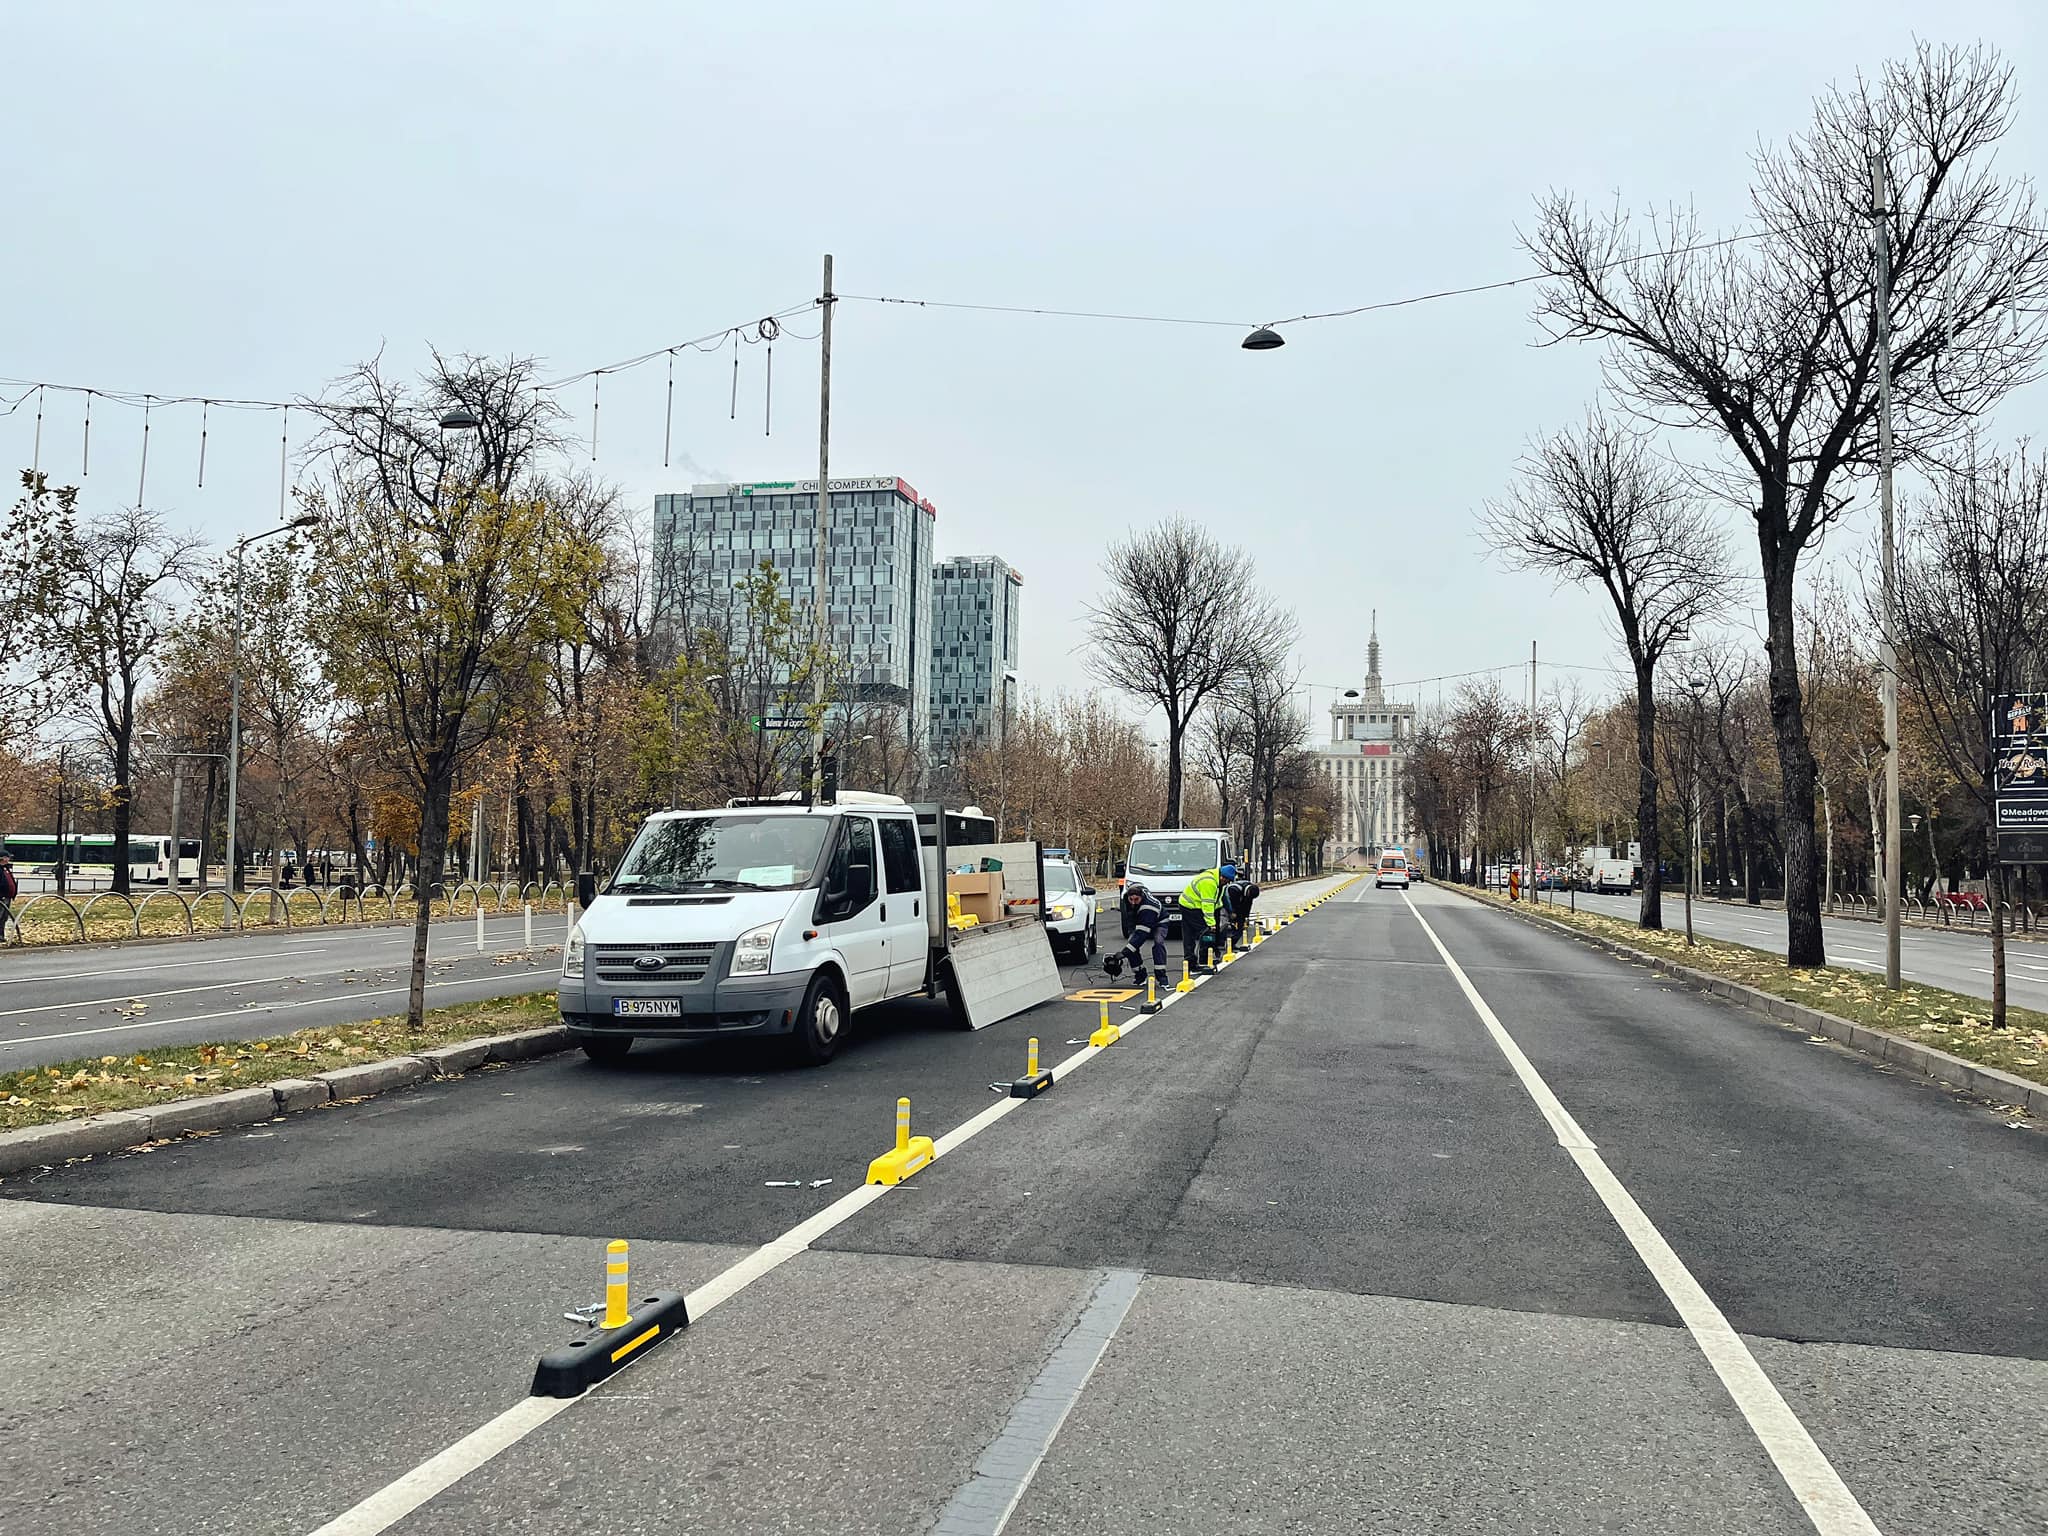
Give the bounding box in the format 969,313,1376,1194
947,871,1005,926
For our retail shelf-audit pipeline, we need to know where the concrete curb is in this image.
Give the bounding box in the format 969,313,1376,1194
1447,886,2048,1117
0,1023,574,1177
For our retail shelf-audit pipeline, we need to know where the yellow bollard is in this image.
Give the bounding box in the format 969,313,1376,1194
1010,1037,1055,1098
602,1239,631,1329
867,1097,935,1184
1141,972,1161,1013
1090,999,1122,1048
1175,959,1195,994
1221,934,1236,966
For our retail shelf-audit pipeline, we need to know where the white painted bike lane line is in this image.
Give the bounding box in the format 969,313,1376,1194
1402,892,1881,1536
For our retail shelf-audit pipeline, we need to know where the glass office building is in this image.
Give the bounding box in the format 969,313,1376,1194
930,555,1023,758
653,476,938,748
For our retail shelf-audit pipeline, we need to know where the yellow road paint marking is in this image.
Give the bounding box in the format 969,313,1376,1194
1065,987,1139,1002
608,1325,661,1363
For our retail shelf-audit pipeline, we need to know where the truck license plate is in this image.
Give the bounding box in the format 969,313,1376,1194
612,998,683,1018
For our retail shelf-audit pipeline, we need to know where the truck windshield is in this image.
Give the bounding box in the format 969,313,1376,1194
1128,838,1218,875
611,815,831,893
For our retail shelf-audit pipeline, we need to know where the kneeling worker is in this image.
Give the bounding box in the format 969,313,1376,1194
1103,880,1169,989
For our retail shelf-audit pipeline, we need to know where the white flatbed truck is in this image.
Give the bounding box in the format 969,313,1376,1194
560,796,1063,1064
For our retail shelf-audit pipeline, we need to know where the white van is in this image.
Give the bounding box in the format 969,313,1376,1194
1375,851,1411,889
561,798,1061,1065
1121,828,1234,929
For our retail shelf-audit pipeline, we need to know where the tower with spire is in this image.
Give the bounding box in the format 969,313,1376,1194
1319,614,1415,862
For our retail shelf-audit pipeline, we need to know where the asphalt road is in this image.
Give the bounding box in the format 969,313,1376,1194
2,874,2041,1535
1561,886,2048,1010
0,911,566,1073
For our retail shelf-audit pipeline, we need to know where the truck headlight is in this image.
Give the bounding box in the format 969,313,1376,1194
563,924,585,976
732,920,779,975
1050,903,1075,920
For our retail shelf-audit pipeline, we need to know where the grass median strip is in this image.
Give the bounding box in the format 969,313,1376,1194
1465,888,2048,1087
0,992,558,1132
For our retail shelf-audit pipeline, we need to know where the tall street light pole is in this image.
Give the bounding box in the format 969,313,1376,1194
1871,146,1904,990
810,254,835,807
225,513,318,899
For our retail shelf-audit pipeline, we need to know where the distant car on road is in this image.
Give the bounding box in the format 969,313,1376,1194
1042,859,1100,961
1375,852,1411,890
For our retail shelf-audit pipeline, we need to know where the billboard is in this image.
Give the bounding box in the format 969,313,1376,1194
1992,692,2048,862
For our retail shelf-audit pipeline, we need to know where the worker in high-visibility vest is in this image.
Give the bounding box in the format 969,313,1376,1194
1179,864,1224,973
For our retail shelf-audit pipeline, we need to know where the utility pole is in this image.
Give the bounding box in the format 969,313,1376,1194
226,536,246,896
809,253,835,807
167,757,184,889
1872,146,1904,990
1528,641,1538,902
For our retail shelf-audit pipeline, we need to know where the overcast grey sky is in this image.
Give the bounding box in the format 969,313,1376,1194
6,1,2044,727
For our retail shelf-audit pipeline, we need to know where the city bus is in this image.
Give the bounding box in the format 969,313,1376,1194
1,833,202,885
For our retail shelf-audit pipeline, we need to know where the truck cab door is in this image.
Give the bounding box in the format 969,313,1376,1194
816,815,890,1008
876,813,930,995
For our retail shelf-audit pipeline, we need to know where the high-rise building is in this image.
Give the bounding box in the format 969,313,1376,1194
929,556,1023,758
1319,614,1414,861
653,476,938,747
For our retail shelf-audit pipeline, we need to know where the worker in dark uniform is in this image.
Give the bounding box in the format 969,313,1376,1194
1103,880,1169,989
1221,864,1260,948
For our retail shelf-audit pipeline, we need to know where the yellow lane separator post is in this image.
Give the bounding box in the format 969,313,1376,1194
603,1239,631,1328
1175,959,1196,994
1140,973,1161,1014
866,1097,935,1185
531,1238,692,1397
1010,1036,1055,1098
1089,999,1122,1048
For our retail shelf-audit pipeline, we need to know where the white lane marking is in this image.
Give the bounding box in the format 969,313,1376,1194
1,970,559,1049
1403,895,1881,1536
305,1394,576,1536
0,972,315,1019
302,882,1362,1535
0,945,344,986
0,917,539,987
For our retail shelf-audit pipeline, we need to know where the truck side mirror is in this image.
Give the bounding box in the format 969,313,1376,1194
849,863,875,904
1114,861,1126,878
576,871,597,909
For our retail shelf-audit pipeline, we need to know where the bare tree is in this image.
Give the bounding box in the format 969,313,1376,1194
1482,410,1729,929
28,495,203,895
1527,43,2048,963
1224,659,1307,881
1895,442,2048,1029
1085,519,1289,828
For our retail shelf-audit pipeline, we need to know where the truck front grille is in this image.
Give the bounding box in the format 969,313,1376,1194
593,942,718,983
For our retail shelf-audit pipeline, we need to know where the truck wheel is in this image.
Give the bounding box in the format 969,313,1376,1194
580,1035,633,1064
788,971,848,1065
